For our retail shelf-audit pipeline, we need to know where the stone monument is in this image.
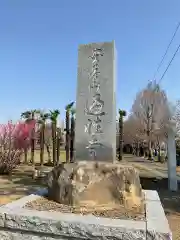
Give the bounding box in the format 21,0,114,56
75,41,116,162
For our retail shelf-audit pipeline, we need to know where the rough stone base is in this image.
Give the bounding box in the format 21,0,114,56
47,162,143,209
0,189,172,240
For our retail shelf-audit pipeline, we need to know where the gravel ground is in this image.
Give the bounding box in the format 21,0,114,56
25,197,145,221
166,215,180,240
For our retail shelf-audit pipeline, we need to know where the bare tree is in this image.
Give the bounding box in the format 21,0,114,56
131,81,170,159
123,115,146,156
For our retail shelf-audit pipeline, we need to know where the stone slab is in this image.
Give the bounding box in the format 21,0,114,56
75,41,116,162
0,189,172,240
144,190,160,202
144,191,172,240
0,230,78,240
3,188,47,209
0,207,146,239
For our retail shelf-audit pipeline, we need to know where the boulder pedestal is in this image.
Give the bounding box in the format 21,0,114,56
47,161,143,210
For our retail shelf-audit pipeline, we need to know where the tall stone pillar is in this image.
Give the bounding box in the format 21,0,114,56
75,41,116,162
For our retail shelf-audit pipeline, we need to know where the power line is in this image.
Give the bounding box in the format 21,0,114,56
148,41,180,111
138,22,180,127
158,42,180,84
153,21,180,80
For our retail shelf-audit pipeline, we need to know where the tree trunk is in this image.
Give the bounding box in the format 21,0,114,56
70,116,75,163
52,122,57,166
136,142,140,157
24,148,28,164
31,128,35,165
66,111,70,163
118,116,123,161
147,116,152,160
40,124,45,166
132,143,136,155
148,137,152,159
46,144,51,164
30,114,35,165
56,129,61,166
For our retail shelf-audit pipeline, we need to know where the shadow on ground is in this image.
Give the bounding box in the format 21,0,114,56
140,177,180,215
0,165,46,200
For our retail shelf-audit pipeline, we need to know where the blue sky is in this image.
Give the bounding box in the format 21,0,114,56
0,0,180,123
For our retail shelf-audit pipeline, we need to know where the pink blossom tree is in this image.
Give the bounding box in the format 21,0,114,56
0,120,35,174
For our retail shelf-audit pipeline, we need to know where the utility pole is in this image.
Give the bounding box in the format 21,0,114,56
167,119,177,191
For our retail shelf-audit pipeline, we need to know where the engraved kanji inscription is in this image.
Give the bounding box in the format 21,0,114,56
84,47,105,159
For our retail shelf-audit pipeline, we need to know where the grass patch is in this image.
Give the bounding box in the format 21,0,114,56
22,149,66,164
0,149,67,205
0,164,46,205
